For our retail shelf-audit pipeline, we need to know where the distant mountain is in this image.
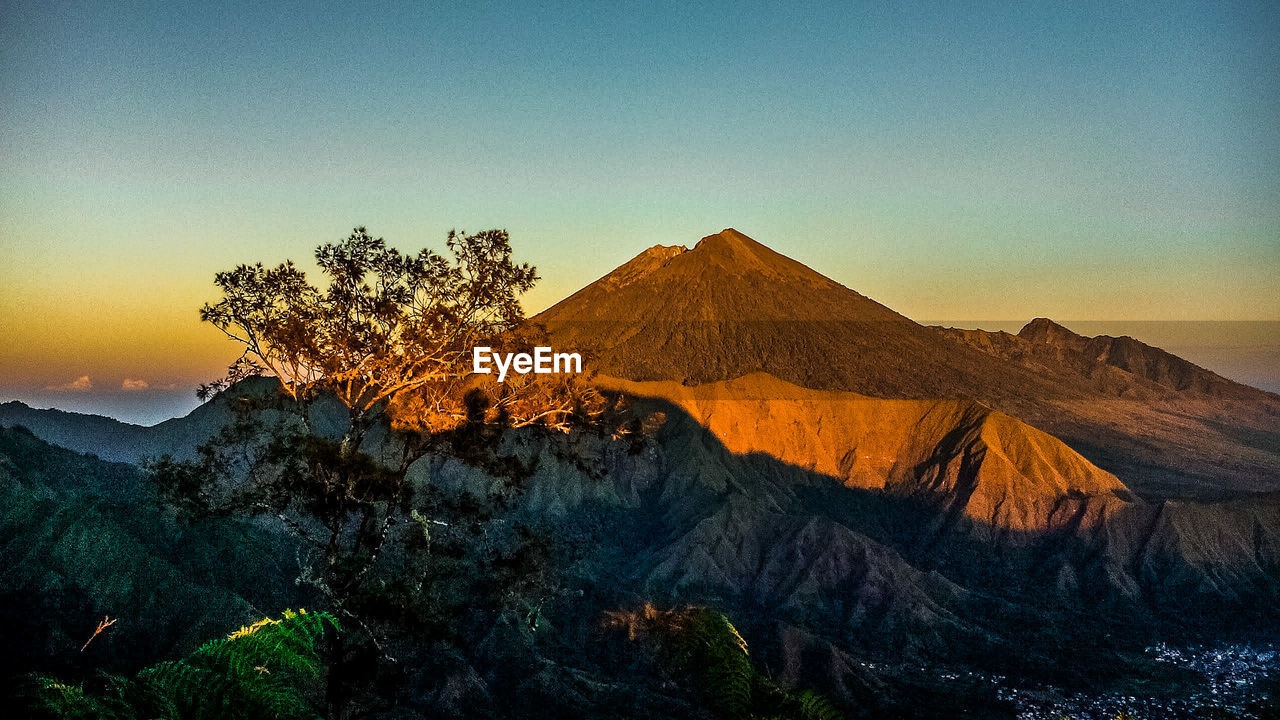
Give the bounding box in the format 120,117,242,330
936,318,1274,401
0,426,303,696
0,376,348,465
535,229,1280,499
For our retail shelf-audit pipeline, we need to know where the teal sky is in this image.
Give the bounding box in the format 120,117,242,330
1,1,1278,422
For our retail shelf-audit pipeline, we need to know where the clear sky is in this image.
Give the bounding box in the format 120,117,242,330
1,1,1278,423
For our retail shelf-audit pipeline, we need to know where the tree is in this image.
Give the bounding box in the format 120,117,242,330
198,226,539,441
152,228,609,705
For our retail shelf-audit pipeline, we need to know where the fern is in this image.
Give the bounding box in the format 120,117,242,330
26,609,338,720
605,603,844,720
791,688,844,720
27,673,176,720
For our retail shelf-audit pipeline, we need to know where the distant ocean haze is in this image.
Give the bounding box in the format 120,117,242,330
927,320,1280,395
0,387,203,427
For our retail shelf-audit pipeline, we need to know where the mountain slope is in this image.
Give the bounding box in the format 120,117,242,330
536,229,1280,498
536,229,1064,403
0,426,304,695
0,376,349,465
597,373,1127,533
405,393,1280,710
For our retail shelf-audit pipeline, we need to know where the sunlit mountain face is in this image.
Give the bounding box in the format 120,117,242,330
536,230,1280,500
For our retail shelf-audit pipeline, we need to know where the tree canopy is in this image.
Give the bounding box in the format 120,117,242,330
199,227,540,426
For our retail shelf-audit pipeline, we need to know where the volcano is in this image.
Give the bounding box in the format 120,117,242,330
535,228,1059,402
535,229,1280,498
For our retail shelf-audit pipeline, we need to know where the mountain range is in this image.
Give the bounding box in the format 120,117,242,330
4,228,1279,716
536,229,1280,500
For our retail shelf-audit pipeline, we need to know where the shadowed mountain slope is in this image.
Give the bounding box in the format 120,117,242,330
405,390,1280,710
597,373,1128,533
535,229,1280,498
4,376,1277,713
0,426,304,697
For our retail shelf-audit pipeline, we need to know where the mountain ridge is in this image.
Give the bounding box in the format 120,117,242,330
596,372,1129,533
535,229,1280,499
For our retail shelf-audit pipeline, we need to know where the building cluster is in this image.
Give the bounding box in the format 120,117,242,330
991,642,1278,720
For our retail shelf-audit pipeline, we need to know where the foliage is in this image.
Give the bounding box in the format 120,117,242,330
149,227,612,712
195,226,606,434
26,609,338,720
200,226,534,406
605,603,843,720
161,228,609,617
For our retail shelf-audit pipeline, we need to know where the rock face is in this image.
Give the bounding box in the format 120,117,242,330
597,373,1128,533
536,229,1280,498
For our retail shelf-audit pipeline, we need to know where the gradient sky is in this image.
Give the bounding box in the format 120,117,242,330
2,1,1278,423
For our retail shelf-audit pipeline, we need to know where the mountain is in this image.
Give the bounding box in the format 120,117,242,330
938,317,1278,405
0,426,304,696
535,229,1280,499
1019,318,1245,393
579,375,1280,611
6,228,1279,715
0,376,349,464
596,373,1129,534
403,386,1280,712
535,228,1059,402
0,402,153,464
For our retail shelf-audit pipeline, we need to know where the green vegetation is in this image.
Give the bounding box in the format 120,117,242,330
606,604,843,720
147,227,611,714
27,609,338,720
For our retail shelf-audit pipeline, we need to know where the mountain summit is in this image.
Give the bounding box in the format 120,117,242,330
535,229,1280,498
535,229,1035,398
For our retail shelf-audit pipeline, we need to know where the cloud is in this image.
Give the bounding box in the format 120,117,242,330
121,378,149,391
46,375,93,392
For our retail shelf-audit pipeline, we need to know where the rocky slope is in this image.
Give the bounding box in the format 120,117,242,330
596,373,1129,534
535,229,1280,499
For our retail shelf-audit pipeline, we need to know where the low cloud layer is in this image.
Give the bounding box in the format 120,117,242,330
121,378,149,391
45,375,93,392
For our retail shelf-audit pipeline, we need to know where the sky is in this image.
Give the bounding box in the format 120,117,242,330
1,1,1278,424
